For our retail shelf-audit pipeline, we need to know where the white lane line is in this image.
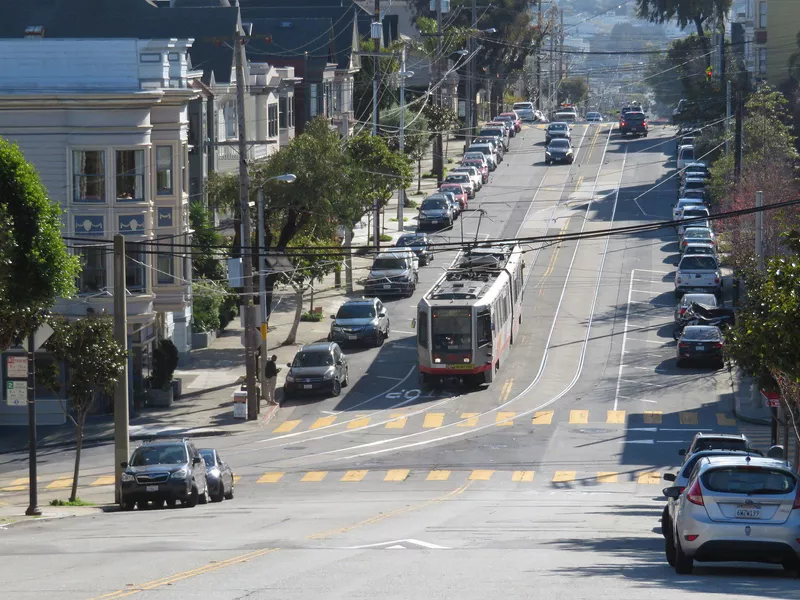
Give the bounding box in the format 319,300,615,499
627,366,654,371
619,378,671,388
626,338,671,345
392,330,416,335
614,269,634,411
629,300,675,308
634,268,671,274
632,278,670,284
618,395,659,403
631,289,660,294
376,375,404,381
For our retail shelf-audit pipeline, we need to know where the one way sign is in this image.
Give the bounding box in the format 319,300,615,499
344,539,449,550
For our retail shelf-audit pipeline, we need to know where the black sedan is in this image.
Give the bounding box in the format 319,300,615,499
545,139,574,165
199,448,235,502
395,233,434,266
676,325,724,369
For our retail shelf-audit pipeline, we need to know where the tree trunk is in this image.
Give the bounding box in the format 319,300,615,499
694,16,711,67
70,410,87,502
283,288,304,345
417,156,422,193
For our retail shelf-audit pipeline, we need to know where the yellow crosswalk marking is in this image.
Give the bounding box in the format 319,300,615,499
637,471,661,484
644,411,663,424
347,417,370,430
385,413,407,429
90,476,115,487
553,471,576,482
45,478,73,490
301,471,328,482
680,412,698,425
273,420,301,433
2,477,35,491
596,472,618,483
423,413,445,428
426,470,451,481
512,470,535,482
469,470,494,481
310,416,336,430
607,410,626,424
569,410,588,424
257,472,284,483
717,413,736,426
341,470,367,482
458,413,479,427
385,469,410,482
532,411,554,425
496,412,515,426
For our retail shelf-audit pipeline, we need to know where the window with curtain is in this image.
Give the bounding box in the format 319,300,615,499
76,246,107,293
125,242,147,292
116,150,145,201
310,84,318,117
759,48,767,74
156,237,174,284
156,146,173,195
73,150,105,202
758,1,767,28
224,101,236,139
268,103,279,137
279,97,287,129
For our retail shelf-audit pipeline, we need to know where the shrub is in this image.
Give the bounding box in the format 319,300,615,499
300,311,324,322
151,339,179,390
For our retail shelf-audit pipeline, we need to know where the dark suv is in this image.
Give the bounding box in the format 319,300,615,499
284,342,349,398
329,297,390,347
119,439,209,510
619,111,647,136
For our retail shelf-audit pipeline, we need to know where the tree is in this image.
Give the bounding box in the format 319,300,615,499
45,315,126,502
189,202,226,281
558,77,589,106
380,104,431,194
353,40,400,129
0,138,79,350
635,0,733,66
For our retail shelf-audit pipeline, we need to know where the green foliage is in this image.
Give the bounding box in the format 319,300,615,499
300,311,325,322
423,103,458,134
346,132,413,214
206,170,240,214
50,498,94,507
0,138,80,350
558,77,589,106
379,104,431,162
192,279,226,333
353,40,400,126
189,202,226,281
151,339,179,390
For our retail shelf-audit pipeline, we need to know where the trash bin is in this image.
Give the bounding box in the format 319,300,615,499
233,391,247,419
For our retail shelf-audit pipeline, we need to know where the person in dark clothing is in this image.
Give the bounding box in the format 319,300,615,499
265,355,280,404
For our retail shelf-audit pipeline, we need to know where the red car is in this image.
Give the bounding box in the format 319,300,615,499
500,111,522,132
461,159,488,183
439,183,468,212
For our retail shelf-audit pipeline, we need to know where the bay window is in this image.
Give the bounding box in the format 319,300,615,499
73,150,105,202
156,146,173,195
116,149,145,201
76,246,107,293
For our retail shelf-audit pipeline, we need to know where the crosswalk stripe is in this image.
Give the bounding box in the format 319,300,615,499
717,413,736,426
426,470,451,481
423,413,445,428
257,472,284,483
301,471,327,482
45,478,73,490
310,416,337,430
553,471,576,482
469,470,494,481
273,420,301,433
607,410,626,424
496,412,515,426
385,413,407,429
458,413,479,427
680,412,698,425
569,410,588,424
347,416,370,430
512,470,535,482
90,476,115,487
533,411,554,424
596,472,618,483
341,470,367,482
637,472,661,484
644,411,663,424
385,469,410,482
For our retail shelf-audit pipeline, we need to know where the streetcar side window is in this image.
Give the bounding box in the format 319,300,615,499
477,311,492,347
418,310,428,348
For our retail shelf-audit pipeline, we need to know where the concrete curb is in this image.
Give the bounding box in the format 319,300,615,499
729,368,772,426
0,506,106,529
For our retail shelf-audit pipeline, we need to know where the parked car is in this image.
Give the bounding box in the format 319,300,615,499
198,448,234,502
672,197,707,221
394,232,434,266
439,183,468,211
444,172,475,198
677,145,696,170
680,227,717,253
119,439,209,511
681,162,710,182
674,293,718,324
429,190,458,220
677,206,711,237
462,152,493,174
682,242,718,258
674,253,721,297
492,116,516,137
663,455,800,574
680,432,752,459
461,158,489,183
364,248,419,297
545,122,571,144
586,111,603,122
676,325,724,368
512,101,535,121
499,111,522,132
284,342,349,398
451,165,483,190
329,297,390,347
679,177,708,201
467,143,499,169
473,138,504,162
619,111,648,136
478,126,509,151
545,139,574,165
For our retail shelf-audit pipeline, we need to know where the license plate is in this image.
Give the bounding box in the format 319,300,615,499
383,284,391,289
303,384,313,389
449,364,474,370
146,485,159,492
347,335,358,341
695,345,705,351
736,507,760,518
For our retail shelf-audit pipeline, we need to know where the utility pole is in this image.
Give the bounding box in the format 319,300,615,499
234,33,258,421
559,9,564,85
372,0,381,137
434,0,444,186
465,0,477,146
113,234,130,505
398,44,407,232
734,87,743,180
25,331,39,516
549,10,555,115
755,190,764,272
257,187,267,408
536,0,542,110
725,80,732,154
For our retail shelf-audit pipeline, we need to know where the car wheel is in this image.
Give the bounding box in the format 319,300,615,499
342,367,349,387
660,506,670,538
665,531,677,567
119,498,135,511
224,482,235,500
374,330,384,348
184,484,199,508
674,537,693,574
331,378,342,397
198,484,210,505
165,499,176,509
211,481,225,503
782,559,799,574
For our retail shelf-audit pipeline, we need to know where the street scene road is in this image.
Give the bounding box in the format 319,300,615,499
2,120,795,600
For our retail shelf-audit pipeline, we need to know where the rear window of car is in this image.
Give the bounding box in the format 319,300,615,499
679,256,718,270
702,467,796,494
683,209,709,218
626,112,645,121
421,199,447,210
513,103,532,110
682,294,717,307
680,148,696,160
684,180,705,189
684,246,715,256
549,123,567,131
682,327,722,342
480,129,504,137
684,229,712,239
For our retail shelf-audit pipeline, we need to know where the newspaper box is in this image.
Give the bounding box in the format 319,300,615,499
233,391,247,419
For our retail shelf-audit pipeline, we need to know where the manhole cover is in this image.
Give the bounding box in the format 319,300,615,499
578,428,611,435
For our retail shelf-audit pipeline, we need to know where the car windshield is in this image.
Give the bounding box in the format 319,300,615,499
431,307,472,352
336,304,375,319
292,351,333,367
199,450,216,466
684,246,715,255
684,229,712,239
680,256,718,270
549,124,567,131
513,103,532,110
682,327,721,341
372,258,406,270
130,445,188,466
447,175,468,182
702,467,796,495
422,199,447,210
549,140,570,149
682,294,717,307
681,148,695,160
692,438,746,452
682,209,709,218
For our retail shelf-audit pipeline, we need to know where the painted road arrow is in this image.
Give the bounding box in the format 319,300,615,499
344,539,449,550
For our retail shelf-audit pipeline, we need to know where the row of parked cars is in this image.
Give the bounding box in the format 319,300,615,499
660,432,800,576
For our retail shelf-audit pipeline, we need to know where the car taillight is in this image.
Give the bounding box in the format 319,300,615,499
684,534,699,542
712,342,723,348
621,121,626,126
679,307,686,316
678,342,690,349
714,275,720,283
687,480,704,506
676,276,682,284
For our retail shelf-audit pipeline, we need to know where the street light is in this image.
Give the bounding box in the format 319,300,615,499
255,173,296,410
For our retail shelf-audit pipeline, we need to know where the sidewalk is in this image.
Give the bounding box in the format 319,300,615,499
729,368,772,426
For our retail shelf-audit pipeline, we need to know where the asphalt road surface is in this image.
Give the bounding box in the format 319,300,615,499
2,123,796,600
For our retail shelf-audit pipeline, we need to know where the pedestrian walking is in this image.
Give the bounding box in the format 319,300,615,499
264,354,281,405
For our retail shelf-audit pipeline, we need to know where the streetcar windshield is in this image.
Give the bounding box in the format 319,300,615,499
431,308,472,352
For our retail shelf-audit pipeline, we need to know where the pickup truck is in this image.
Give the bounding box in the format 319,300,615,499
674,254,721,298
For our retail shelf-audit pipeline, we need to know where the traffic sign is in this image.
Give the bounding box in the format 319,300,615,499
6,380,26,406
761,389,781,408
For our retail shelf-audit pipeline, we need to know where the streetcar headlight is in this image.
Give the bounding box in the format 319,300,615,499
463,357,470,363
434,357,441,364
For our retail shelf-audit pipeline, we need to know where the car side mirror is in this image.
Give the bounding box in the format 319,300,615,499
120,461,128,469
193,457,202,465
678,448,687,456
379,310,387,317
286,363,292,368
663,486,684,499
330,315,336,319
663,473,676,482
